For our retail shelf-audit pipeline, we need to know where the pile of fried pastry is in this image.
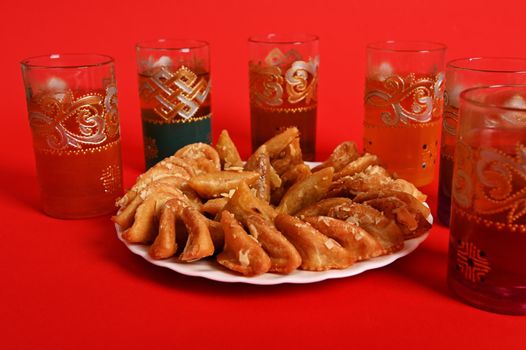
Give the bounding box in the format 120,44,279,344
113,127,431,276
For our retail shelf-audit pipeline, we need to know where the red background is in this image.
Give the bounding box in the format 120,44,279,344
1,0,526,348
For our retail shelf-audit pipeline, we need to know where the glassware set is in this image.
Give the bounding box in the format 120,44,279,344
20,37,526,315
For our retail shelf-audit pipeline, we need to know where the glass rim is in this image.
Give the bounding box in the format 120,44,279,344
136,38,209,51
447,56,526,73
20,53,114,69
367,40,447,53
248,33,319,45
460,84,526,112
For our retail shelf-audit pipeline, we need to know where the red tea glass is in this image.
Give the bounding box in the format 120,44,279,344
21,54,123,218
447,85,526,315
249,33,319,161
364,41,446,187
438,57,526,226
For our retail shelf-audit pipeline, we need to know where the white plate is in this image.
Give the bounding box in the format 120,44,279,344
116,162,432,285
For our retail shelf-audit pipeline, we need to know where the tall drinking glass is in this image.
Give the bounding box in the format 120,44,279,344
248,33,319,161
136,39,211,169
438,57,526,226
364,41,446,187
448,85,526,315
21,54,123,218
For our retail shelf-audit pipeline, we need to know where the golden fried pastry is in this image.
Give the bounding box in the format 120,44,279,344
201,198,229,216
327,202,404,253
179,206,215,262
304,216,385,261
296,197,354,219
206,218,225,251
175,143,221,175
215,130,243,170
116,127,432,277
312,141,359,173
328,171,426,202
277,167,334,215
244,146,273,202
221,182,277,225
246,214,302,274
362,164,390,177
274,213,353,271
119,183,187,243
246,127,299,166
217,211,271,276
270,163,311,205
115,156,194,211
334,153,380,180
149,198,185,259
114,175,199,230
271,137,303,175
354,190,431,238
188,170,260,198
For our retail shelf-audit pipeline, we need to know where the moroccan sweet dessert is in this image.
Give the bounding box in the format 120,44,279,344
113,128,431,276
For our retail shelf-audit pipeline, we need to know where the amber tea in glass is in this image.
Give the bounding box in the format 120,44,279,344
21,54,123,219
438,57,526,226
447,85,526,315
248,33,319,160
364,41,446,187
136,39,211,169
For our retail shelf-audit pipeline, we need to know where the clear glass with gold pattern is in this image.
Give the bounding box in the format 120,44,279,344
364,41,446,187
21,54,123,219
249,33,319,161
136,39,211,169
447,85,526,315
438,57,526,226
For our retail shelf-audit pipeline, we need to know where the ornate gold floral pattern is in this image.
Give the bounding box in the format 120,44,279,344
140,66,210,123
249,48,319,108
456,240,490,283
452,141,526,230
364,72,444,125
29,84,119,152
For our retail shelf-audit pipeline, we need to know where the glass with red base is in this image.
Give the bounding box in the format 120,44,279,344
447,85,526,314
21,54,123,219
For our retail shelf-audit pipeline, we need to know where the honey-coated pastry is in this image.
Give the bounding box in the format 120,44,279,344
274,213,353,271
244,146,274,202
179,206,215,262
333,153,380,180
328,171,426,202
270,163,311,205
271,137,303,175
215,130,243,170
353,190,430,218
277,167,334,215
221,182,277,225
246,127,299,167
327,202,404,253
201,198,229,216
175,143,221,175
115,128,432,277
148,198,187,259
188,170,260,198
312,141,359,173
246,214,302,274
217,211,271,276
296,197,354,219
119,184,188,244
354,190,431,238
304,216,385,261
